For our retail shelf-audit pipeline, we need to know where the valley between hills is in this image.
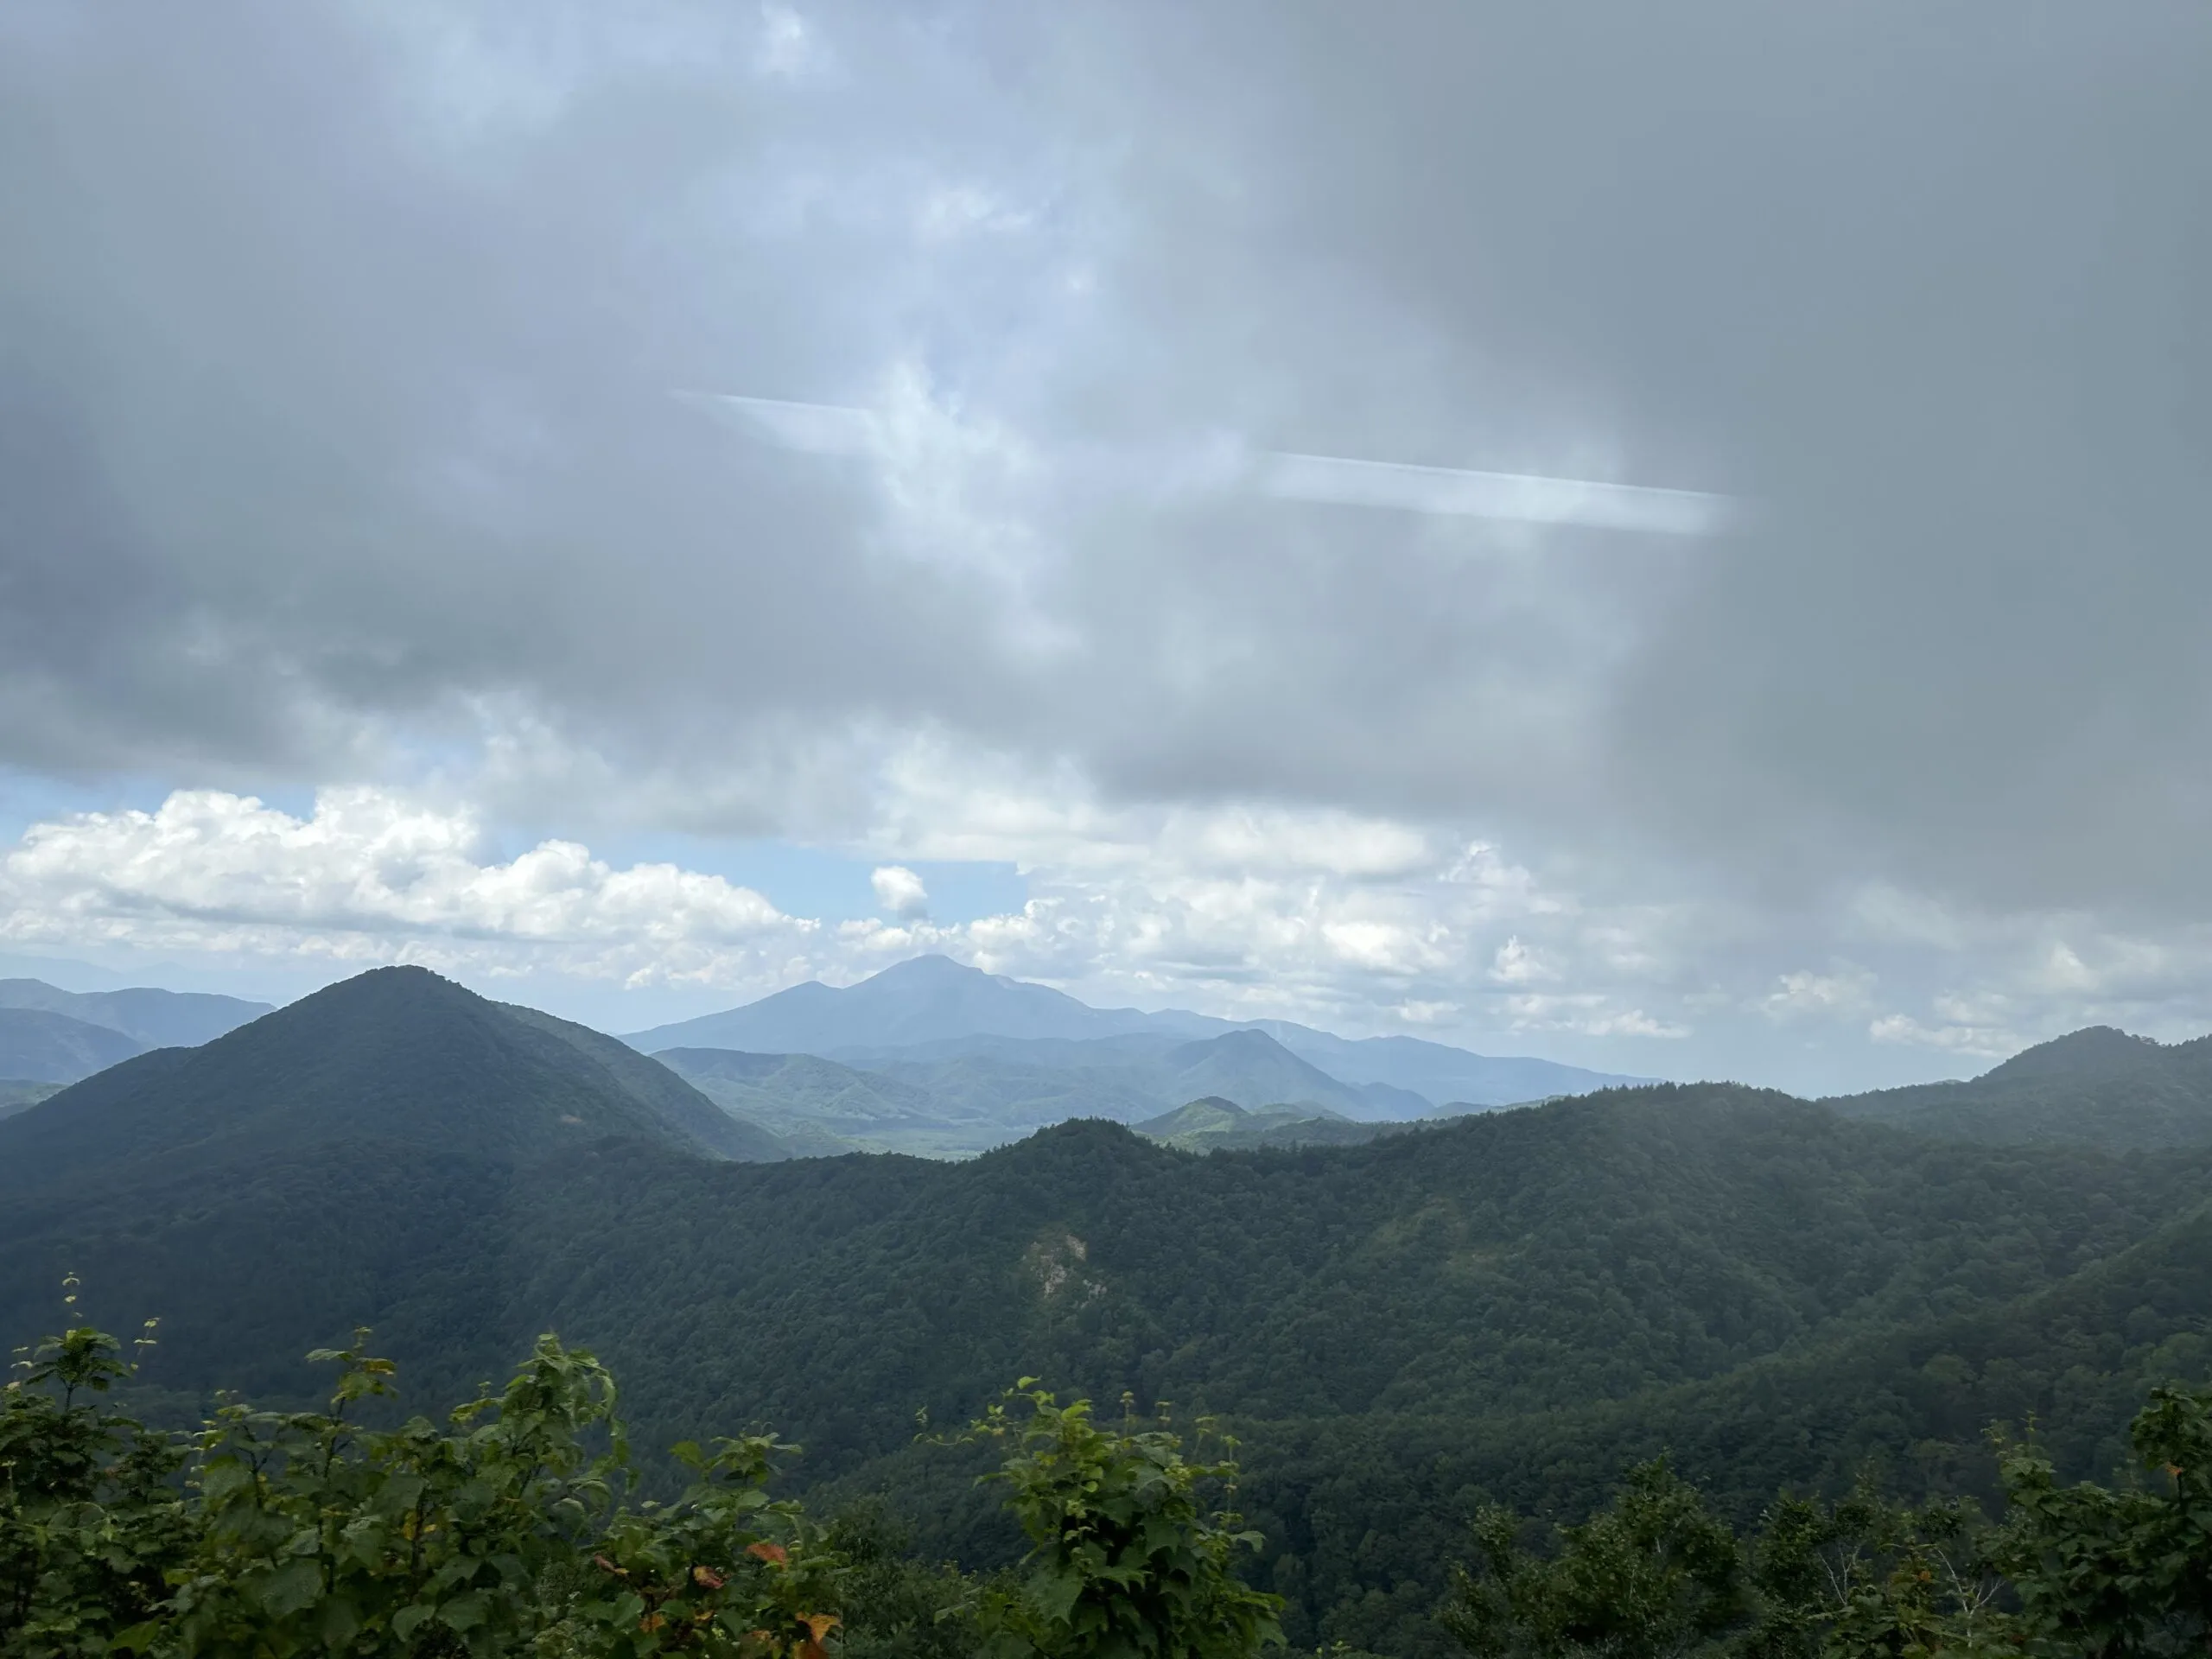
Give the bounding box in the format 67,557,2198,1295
6,960,2212,1654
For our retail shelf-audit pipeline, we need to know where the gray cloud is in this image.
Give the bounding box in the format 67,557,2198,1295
2,0,2209,1078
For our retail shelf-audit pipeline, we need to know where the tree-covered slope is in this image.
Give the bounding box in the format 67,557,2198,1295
12,1065,2207,1453
12,995,2212,1655
1827,1026,2212,1148
462,1092,2203,1462
0,964,785,1196
1134,1096,1385,1151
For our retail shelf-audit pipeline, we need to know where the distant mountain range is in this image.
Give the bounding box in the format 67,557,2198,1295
654,1023,1451,1156
626,953,1642,1109
0,955,1641,1158
6,964,2212,1655
0,977,271,1085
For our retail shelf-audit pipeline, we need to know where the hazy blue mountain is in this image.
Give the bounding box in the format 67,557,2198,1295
829,1030,1209,1071
626,955,1646,1114
625,954,1226,1052
0,1007,148,1084
1242,1022,1649,1108
1827,1027,2212,1149
654,1026,1428,1156
0,966,787,1192
842,1028,1425,1122
0,977,272,1047
1159,1028,1398,1118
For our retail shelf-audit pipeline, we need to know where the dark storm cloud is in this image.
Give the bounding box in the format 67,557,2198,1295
3,0,2209,927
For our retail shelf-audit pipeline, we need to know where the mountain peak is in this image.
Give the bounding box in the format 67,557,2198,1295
0,964,783,1190
626,953,1160,1052
870,953,996,983
1981,1025,2166,1083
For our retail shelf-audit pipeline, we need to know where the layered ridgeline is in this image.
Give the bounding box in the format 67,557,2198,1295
658,1029,1423,1154
639,955,1643,1154
0,976,270,1095
7,964,2212,1654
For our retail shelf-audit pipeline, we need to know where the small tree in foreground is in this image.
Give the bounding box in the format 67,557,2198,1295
962,1384,1283,1659
1444,1460,1746,1659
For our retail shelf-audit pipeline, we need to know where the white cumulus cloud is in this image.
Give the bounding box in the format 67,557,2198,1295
0,789,808,985
869,864,930,919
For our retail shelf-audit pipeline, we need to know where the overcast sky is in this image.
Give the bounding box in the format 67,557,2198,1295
3,1,2208,1090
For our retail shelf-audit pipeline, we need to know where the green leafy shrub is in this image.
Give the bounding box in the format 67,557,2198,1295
3,1312,1282,1659
963,1385,1283,1659
3,1313,188,1658
1444,1461,1745,1659
1446,1377,2212,1659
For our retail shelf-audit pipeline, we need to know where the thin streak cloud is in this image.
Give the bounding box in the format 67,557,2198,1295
695,394,1736,535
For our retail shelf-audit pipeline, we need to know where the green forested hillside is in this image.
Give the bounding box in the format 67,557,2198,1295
1134,1096,1388,1151
8,969,2212,1654
0,966,785,1198
1827,1025,2212,1148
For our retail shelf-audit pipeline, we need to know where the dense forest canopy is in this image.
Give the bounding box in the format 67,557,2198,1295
6,967,2212,1654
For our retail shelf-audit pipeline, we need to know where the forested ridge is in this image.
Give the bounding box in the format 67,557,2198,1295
8,967,2212,1654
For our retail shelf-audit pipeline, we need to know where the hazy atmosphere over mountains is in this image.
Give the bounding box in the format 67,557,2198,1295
12,963,2212,1649
3,2,2209,1097
6,16,2211,1656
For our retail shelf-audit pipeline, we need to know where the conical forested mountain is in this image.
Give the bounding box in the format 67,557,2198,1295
0,965,791,1408
0,964,784,1192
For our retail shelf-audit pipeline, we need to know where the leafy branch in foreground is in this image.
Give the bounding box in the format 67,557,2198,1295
959,1383,1283,1659
3,1316,189,1658
3,1313,1284,1659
